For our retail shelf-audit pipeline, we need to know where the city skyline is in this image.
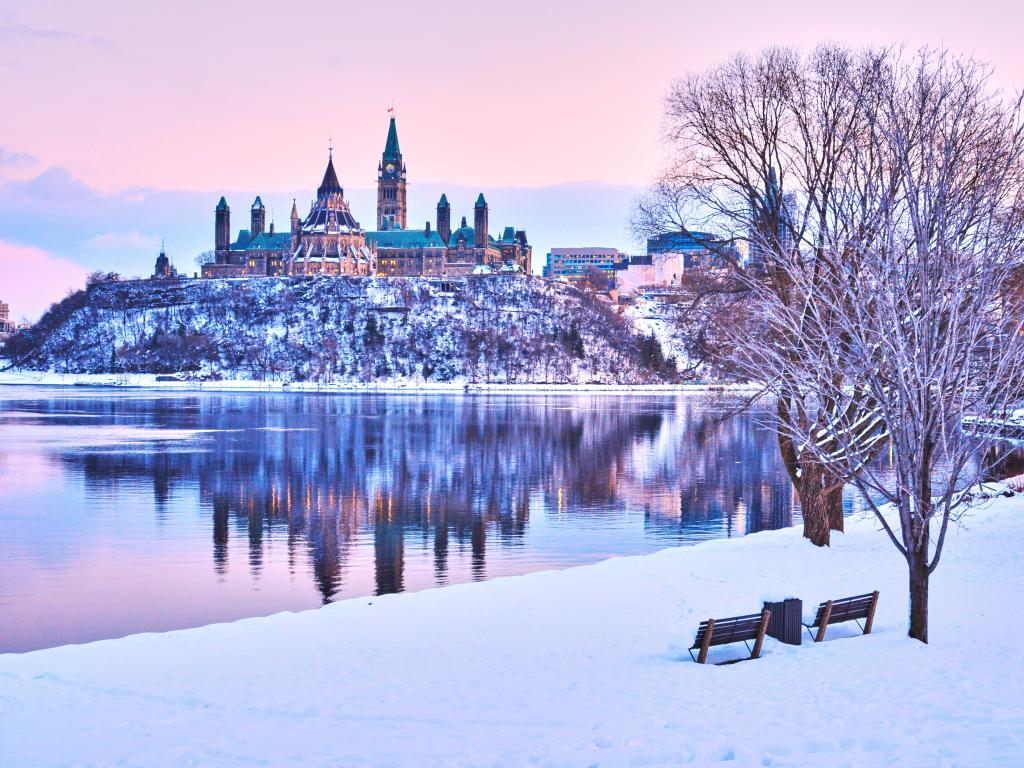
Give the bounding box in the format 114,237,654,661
2,0,1024,318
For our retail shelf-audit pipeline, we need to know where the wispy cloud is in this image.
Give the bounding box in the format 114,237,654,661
85,230,160,252
0,24,112,49
0,147,35,169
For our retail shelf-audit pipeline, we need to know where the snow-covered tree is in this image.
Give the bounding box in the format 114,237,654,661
635,45,894,545
733,50,1024,642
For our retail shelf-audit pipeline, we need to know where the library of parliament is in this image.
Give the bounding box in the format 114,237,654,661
196,117,532,280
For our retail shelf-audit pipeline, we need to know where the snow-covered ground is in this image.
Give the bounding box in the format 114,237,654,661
0,368,755,394
2,496,1021,767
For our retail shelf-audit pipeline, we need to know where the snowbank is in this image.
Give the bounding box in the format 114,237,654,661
0,368,758,394
2,498,1021,767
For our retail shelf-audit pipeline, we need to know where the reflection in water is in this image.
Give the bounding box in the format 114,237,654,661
2,389,805,651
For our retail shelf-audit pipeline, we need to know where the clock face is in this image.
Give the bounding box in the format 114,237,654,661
385,163,395,173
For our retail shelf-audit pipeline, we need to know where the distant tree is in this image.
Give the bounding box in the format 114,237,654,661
195,250,215,268
575,266,613,294
87,271,120,287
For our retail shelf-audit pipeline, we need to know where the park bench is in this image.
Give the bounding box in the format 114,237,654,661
689,606,772,664
803,591,879,642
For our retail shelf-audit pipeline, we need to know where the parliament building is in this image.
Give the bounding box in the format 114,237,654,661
202,117,531,279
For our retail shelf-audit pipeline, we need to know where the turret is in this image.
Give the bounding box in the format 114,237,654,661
473,193,488,249
290,199,300,235
437,193,451,242
215,196,230,262
251,196,265,237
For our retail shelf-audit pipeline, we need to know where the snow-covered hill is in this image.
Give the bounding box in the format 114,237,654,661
3,276,676,384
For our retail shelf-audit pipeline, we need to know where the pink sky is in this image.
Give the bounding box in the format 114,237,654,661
2,0,1024,319
3,0,1023,192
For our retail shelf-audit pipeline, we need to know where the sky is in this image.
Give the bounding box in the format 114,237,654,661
2,0,1023,320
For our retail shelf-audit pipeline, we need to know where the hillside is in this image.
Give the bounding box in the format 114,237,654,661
2,276,676,384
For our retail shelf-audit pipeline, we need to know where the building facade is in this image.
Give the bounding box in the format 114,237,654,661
202,116,529,280
376,116,407,231
367,119,531,277
152,243,178,279
0,300,15,341
543,247,624,285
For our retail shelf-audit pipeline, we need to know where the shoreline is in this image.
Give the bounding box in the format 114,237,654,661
0,369,760,395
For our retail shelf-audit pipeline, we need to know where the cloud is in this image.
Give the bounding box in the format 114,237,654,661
85,230,159,251
0,166,645,280
0,24,112,49
0,147,35,168
0,240,90,322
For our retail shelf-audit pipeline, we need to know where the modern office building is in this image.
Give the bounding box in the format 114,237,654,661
543,247,625,285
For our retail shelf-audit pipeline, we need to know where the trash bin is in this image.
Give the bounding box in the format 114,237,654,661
763,598,802,645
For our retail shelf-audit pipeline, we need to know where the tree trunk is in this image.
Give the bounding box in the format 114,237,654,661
826,485,844,532
908,546,929,643
796,462,832,547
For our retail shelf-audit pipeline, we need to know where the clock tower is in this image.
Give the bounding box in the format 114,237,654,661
376,115,407,230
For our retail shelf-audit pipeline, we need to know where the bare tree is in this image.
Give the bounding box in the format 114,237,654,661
732,50,1024,642
635,45,893,544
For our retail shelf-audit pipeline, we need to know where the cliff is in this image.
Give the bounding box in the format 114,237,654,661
3,276,675,384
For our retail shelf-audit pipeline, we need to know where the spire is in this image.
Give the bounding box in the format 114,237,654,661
475,193,487,208
438,193,449,208
216,196,228,211
252,196,264,210
290,199,299,219
461,216,468,227
318,153,342,197
383,115,401,159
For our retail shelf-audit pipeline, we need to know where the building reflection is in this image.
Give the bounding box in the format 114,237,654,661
58,393,801,602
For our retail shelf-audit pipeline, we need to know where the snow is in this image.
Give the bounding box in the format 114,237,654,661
0,368,760,394
2,494,1022,766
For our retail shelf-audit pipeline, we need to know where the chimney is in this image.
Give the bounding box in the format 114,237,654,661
425,221,431,234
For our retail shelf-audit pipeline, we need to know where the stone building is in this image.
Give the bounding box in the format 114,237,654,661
203,155,374,278
368,119,532,277
376,116,407,231
203,195,292,277
286,154,375,276
152,242,178,279
0,300,15,341
202,115,528,279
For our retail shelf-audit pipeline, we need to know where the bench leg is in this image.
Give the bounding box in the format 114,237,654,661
864,591,879,635
697,618,715,664
815,601,833,643
750,608,771,659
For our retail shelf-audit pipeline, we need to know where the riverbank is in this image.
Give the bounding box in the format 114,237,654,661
2,493,1021,766
0,368,756,394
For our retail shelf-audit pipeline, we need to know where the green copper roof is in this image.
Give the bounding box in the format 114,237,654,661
368,229,446,249
438,193,449,207
252,196,264,209
447,225,476,247
475,193,487,208
383,116,401,159
501,226,516,241
230,230,252,250
216,196,228,211
246,232,291,250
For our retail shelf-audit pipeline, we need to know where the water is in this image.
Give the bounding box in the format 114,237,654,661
1,387,807,653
